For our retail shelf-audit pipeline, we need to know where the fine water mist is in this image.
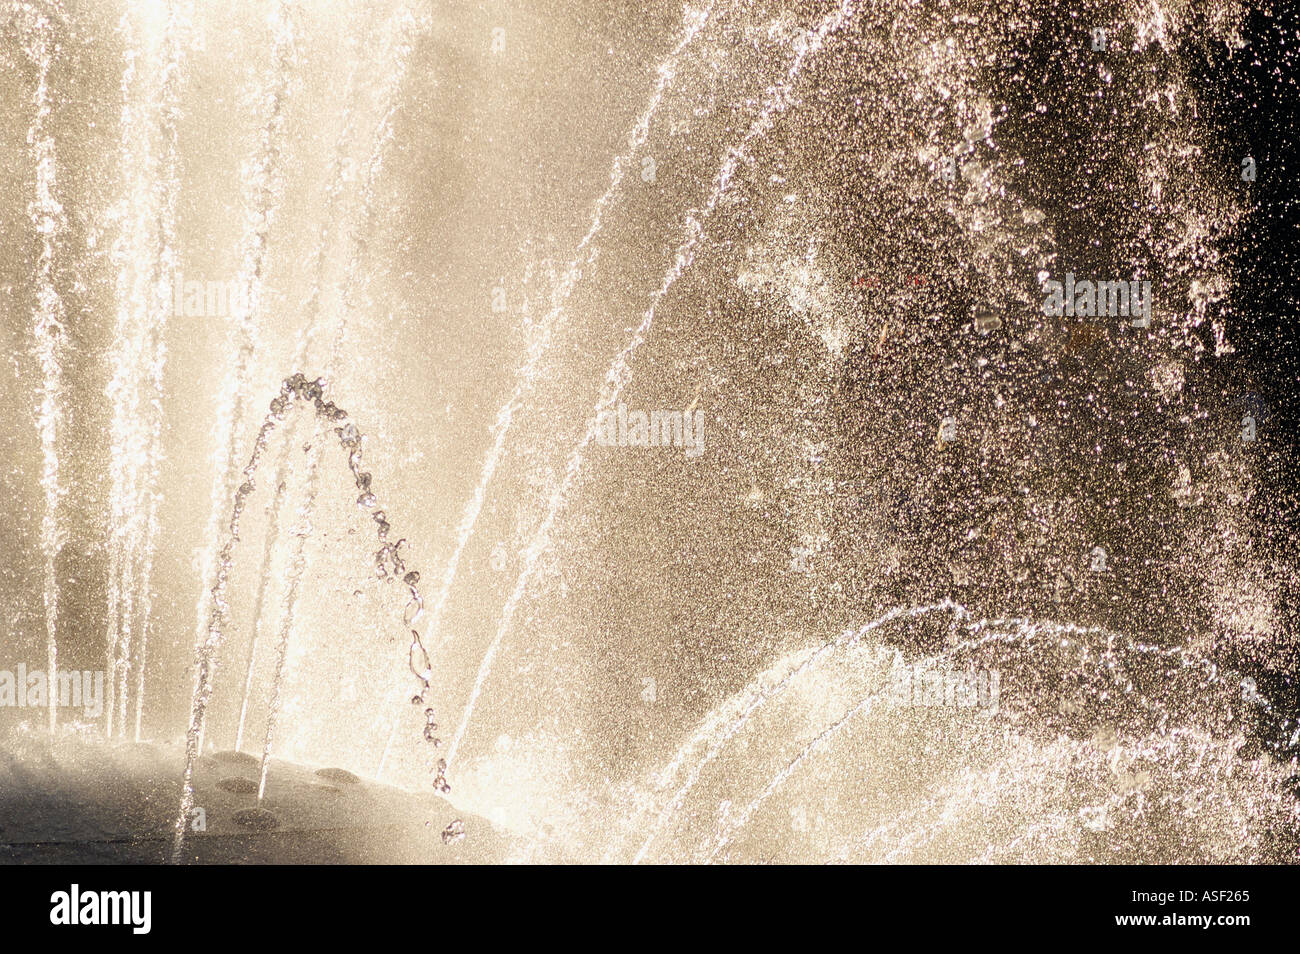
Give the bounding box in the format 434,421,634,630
1,0,1298,864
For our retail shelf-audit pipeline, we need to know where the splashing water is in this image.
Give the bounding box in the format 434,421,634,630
446,0,862,767
630,603,1297,864
188,0,295,757
21,4,67,736
104,0,189,742
232,4,370,755
172,374,439,862
243,4,431,797
374,0,720,776
3,0,1297,867
419,1,720,659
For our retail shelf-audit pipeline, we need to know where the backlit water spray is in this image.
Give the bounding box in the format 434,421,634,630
446,0,861,767
22,3,67,737
0,0,1296,867
189,0,295,758
104,0,188,741
376,0,719,776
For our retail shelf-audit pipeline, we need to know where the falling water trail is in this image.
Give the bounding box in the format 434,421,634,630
234,8,367,754
252,7,429,789
911,747,1103,865
421,1,718,651
839,761,993,862
701,618,1282,863
232,428,290,754
445,0,862,769
706,670,894,863
374,0,720,778
130,1,188,742
255,419,317,800
869,723,1215,865
860,749,1057,864
24,6,67,736
104,1,189,740
630,600,966,864
103,21,146,741
632,609,1172,862
703,643,1105,862
973,812,1077,864
172,375,438,862
189,0,296,757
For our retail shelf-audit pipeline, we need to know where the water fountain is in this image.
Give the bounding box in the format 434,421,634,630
1,0,1297,864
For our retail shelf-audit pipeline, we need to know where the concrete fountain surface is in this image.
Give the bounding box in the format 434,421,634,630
0,735,512,864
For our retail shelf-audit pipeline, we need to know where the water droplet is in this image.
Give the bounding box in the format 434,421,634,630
409,638,432,681
404,599,424,625
441,819,466,844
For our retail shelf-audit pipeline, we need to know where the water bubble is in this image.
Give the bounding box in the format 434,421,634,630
357,492,377,508
430,758,451,794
